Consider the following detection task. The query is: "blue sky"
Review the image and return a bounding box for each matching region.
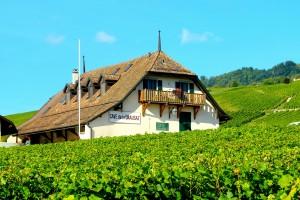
[1,1,300,115]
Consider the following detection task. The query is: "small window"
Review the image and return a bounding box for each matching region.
[111,68,120,75]
[114,103,123,111]
[124,63,133,72]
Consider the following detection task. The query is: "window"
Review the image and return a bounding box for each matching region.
[143,79,162,90]
[111,67,120,75]
[175,82,189,92]
[114,103,123,111]
[124,63,133,72]
[175,82,194,93]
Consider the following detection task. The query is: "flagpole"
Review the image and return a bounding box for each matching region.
[78,39,81,135]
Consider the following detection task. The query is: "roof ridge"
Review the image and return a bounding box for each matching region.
[148,51,161,71]
[82,52,156,77]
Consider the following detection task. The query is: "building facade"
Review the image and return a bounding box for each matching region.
[18,51,229,143]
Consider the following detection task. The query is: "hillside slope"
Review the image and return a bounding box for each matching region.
[5,111,37,126]
[211,81,300,127]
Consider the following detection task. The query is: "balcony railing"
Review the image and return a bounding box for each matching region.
[139,89,206,106]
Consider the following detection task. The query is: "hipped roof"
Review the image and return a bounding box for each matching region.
[18,51,229,135]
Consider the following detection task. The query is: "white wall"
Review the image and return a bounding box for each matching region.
[89,75,219,137]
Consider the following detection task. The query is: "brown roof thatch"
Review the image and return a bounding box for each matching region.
[18,51,229,135]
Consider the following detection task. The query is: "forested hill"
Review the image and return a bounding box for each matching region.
[202,61,300,87]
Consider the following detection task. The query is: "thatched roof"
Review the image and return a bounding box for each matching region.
[18,51,229,135]
[0,115,18,135]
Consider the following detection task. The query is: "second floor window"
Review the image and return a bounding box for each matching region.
[143,79,162,90]
[175,82,195,93]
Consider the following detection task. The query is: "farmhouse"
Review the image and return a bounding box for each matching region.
[0,115,17,139]
[18,45,229,143]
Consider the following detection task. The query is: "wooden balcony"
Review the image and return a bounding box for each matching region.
[139,89,206,119]
[139,89,206,106]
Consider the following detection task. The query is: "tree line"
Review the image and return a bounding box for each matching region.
[201,61,300,87]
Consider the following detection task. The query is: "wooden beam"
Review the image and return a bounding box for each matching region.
[142,103,149,116]
[50,132,54,143]
[61,129,67,141]
[168,106,173,119]
[177,106,183,118]
[194,106,200,120]
[41,133,51,141]
[69,128,79,139]
[159,104,167,117]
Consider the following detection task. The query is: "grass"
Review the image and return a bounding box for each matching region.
[5,111,37,126]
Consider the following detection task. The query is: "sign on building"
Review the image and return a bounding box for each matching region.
[109,111,141,124]
[156,122,169,131]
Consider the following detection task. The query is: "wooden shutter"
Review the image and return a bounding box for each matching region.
[143,79,148,89]
[158,80,162,90]
[189,83,194,93]
[175,82,180,89]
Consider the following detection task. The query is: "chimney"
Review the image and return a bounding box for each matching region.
[158,30,161,52]
[83,56,86,73]
[72,68,79,84]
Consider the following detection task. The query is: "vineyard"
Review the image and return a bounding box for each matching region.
[248,111,300,127]
[211,81,300,126]
[1,81,300,199]
[0,126,299,199]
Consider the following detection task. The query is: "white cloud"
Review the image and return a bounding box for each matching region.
[181,29,221,44]
[96,31,116,43]
[45,34,64,45]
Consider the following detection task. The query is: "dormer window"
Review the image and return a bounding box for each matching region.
[62,83,78,104]
[106,80,116,91]
[88,81,94,98]
[66,88,72,103]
